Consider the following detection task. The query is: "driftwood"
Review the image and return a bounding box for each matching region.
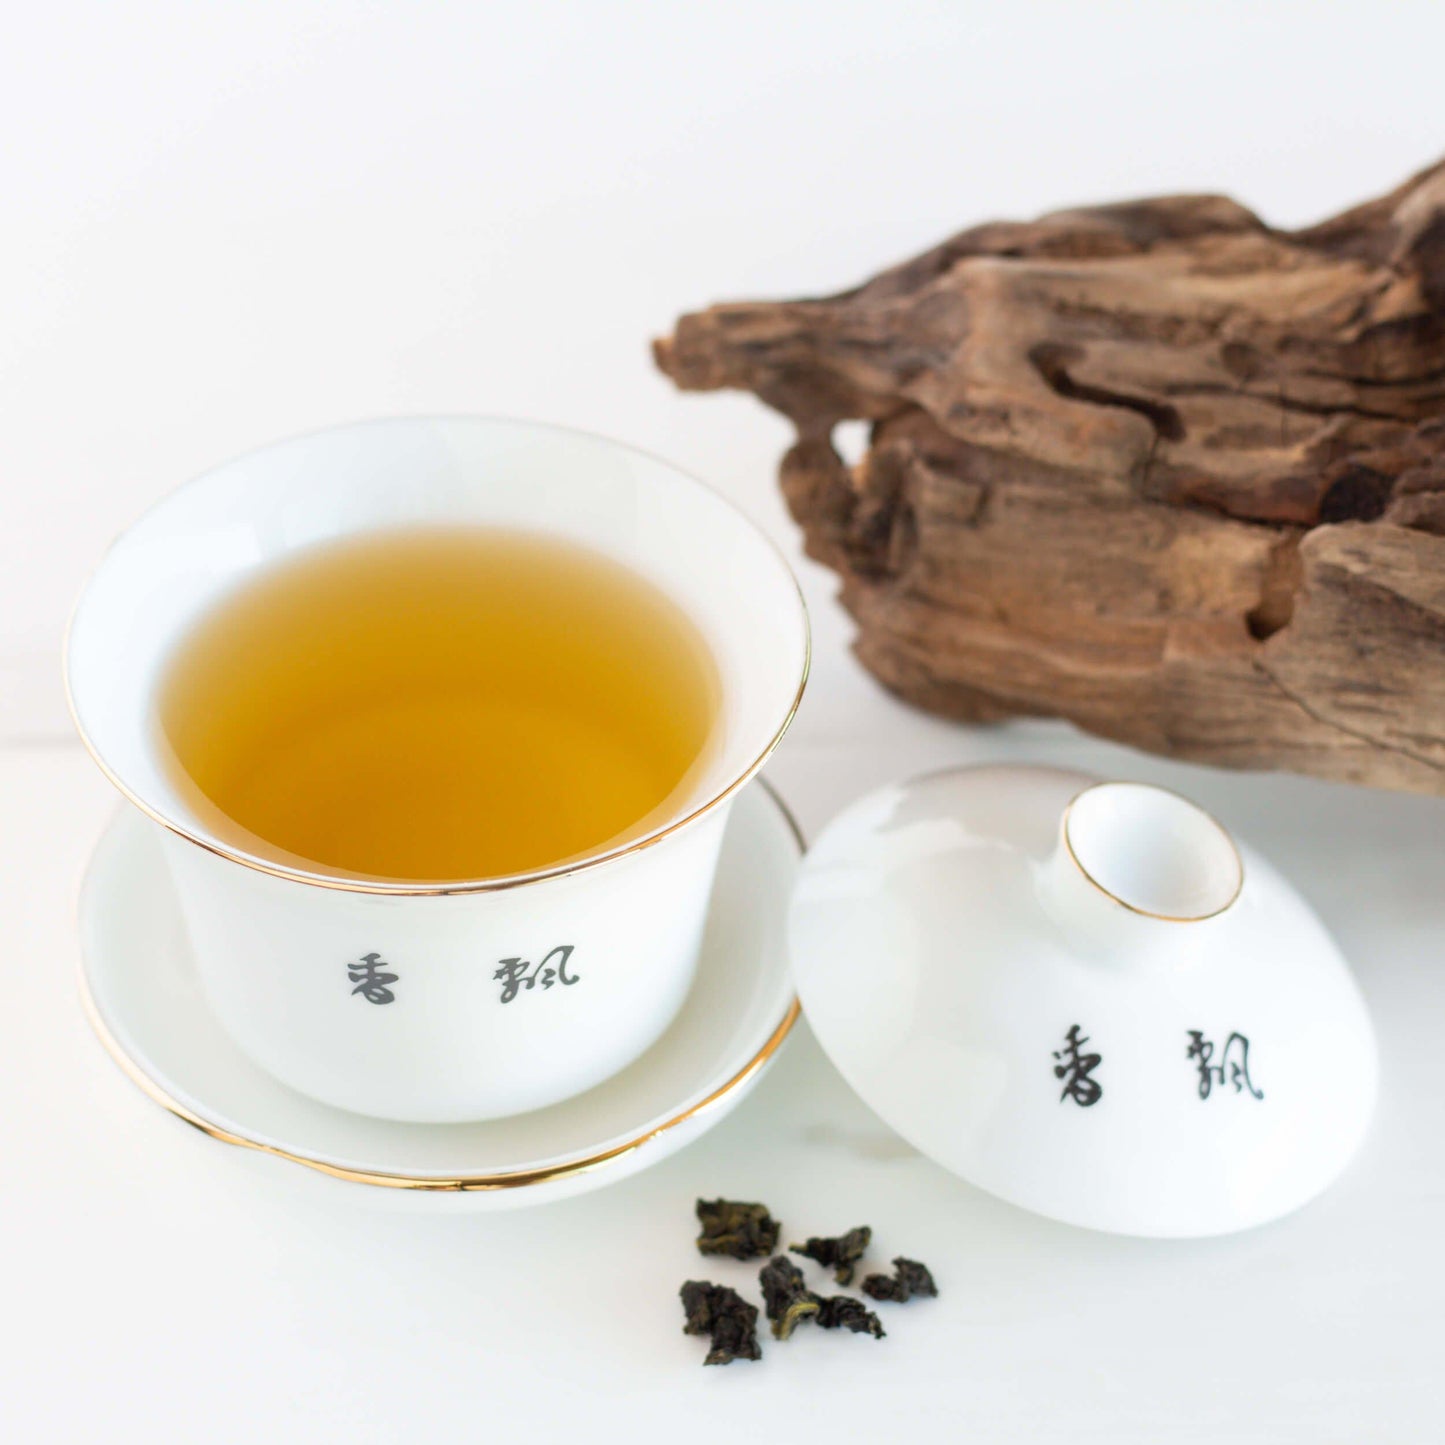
[656,160,1445,794]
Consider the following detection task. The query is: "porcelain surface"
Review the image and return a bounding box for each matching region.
[79,780,801,1211]
[66,417,809,1121]
[789,764,1378,1237]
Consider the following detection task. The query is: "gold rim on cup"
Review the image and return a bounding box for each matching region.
[63,415,812,897]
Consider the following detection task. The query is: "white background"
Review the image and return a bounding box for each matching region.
[3,4,1444,1441]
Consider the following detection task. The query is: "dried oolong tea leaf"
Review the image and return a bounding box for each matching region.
[815,1295,885,1339]
[760,1257,886,1343]
[759,1257,820,1341]
[680,1281,763,1367]
[759,1256,821,1341]
[861,1256,939,1304]
[790,1225,872,1286]
[695,1198,781,1261]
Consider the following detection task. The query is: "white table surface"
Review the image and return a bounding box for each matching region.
[4,5,1444,1440]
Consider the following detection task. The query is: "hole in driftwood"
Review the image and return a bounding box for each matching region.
[831,419,871,468]
[1246,535,1303,641]
[1246,602,1289,641]
[1030,342,1186,442]
[1319,464,1394,523]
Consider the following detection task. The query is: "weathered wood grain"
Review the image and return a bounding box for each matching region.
[656,161,1445,792]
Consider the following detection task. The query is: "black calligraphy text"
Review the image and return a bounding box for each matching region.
[494,945,580,1004]
[348,951,398,1005]
[1186,1030,1264,1100]
[1052,1023,1103,1107]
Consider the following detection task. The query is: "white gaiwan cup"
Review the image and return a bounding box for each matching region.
[66,417,809,1125]
[789,765,1377,1238]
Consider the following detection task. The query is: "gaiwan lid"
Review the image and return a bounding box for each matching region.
[789,765,1377,1238]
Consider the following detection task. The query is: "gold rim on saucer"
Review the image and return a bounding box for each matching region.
[77,778,805,1193]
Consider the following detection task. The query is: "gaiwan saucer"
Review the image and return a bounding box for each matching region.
[79,779,802,1211]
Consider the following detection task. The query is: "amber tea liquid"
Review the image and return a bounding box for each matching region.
[155,526,720,882]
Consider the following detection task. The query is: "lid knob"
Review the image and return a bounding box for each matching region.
[1040,782,1244,960]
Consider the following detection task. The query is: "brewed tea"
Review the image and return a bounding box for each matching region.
[155,526,720,882]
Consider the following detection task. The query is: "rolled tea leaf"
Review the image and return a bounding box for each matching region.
[758,1256,821,1341]
[861,1256,939,1303]
[790,1225,872,1285]
[815,1295,885,1339]
[679,1280,763,1366]
[695,1198,782,1261]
